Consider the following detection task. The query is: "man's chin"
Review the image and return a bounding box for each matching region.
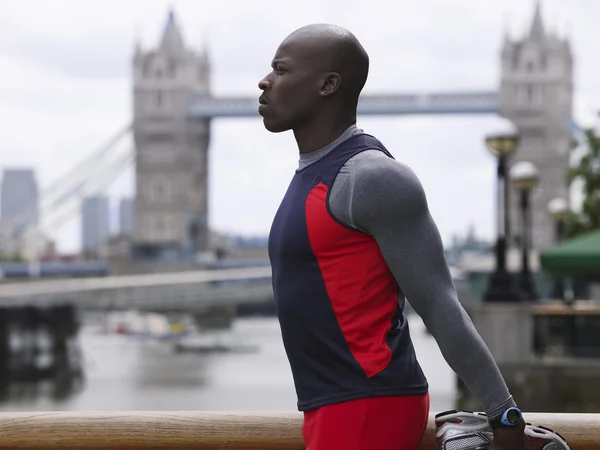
[262,118,290,134]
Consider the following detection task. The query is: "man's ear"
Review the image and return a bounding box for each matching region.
[319,72,341,97]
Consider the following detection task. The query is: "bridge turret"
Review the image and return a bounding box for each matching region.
[131,8,211,263]
[159,9,186,56]
[499,1,573,251]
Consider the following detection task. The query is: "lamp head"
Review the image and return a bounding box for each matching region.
[485,119,519,157]
[510,161,539,191]
[548,197,569,220]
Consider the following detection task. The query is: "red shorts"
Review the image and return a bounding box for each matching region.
[302,393,430,450]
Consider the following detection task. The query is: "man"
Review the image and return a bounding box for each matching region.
[258,24,567,450]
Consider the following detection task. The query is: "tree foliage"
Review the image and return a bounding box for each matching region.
[565,128,600,238]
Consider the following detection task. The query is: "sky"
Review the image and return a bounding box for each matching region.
[0,0,599,253]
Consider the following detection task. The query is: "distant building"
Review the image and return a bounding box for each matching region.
[0,168,39,229]
[445,224,493,268]
[119,198,134,236]
[81,196,110,256]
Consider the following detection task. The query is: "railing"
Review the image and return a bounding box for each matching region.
[533,301,600,358]
[0,266,273,310]
[0,266,272,299]
[0,411,597,449]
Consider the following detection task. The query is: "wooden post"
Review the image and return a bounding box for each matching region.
[0,411,596,449]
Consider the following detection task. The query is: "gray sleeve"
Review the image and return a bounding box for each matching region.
[329,150,516,420]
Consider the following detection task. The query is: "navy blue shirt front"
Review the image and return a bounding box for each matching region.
[269,133,428,411]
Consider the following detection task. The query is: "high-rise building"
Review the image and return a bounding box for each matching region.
[81,196,110,255]
[131,9,211,261]
[119,197,134,236]
[0,168,39,228]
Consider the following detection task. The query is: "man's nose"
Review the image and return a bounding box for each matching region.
[258,79,271,91]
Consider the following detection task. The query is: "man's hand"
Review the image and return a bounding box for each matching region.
[489,420,533,450]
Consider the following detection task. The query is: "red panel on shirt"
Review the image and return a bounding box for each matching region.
[305,182,399,378]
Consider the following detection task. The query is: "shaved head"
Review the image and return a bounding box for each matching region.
[281,24,370,104]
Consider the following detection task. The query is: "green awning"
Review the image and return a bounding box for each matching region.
[540,229,600,278]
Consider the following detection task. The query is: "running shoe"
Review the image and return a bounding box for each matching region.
[434,410,570,450]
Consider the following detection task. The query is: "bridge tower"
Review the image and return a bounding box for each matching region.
[131,9,211,262]
[499,2,573,251]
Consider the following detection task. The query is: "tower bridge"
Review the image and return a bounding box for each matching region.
[0,3,576,290]
[130,2,573,265]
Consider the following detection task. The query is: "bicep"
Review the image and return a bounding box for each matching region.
[350,158,459,321]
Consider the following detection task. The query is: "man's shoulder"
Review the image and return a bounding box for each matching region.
[343,148,428,222]
[346,149,419,188]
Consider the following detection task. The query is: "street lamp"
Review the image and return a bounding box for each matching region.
[510,161,539,300]
[483,124,522,302]
[548,197,569,240]
[548,197,570,301]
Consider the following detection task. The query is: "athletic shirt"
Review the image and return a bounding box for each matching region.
[268,132,428,411]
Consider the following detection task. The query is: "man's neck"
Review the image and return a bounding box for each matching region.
[294,118,357,154]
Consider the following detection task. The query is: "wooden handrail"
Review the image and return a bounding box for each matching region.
[0,411,597,449]
[532,302,600,316]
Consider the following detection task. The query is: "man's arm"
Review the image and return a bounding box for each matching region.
[328,150,515,420]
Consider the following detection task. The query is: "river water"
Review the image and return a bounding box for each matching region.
[0,315,456,413]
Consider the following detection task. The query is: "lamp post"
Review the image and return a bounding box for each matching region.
[510,161,539,300]
[483,127,522,302]
[548,197,570,301]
